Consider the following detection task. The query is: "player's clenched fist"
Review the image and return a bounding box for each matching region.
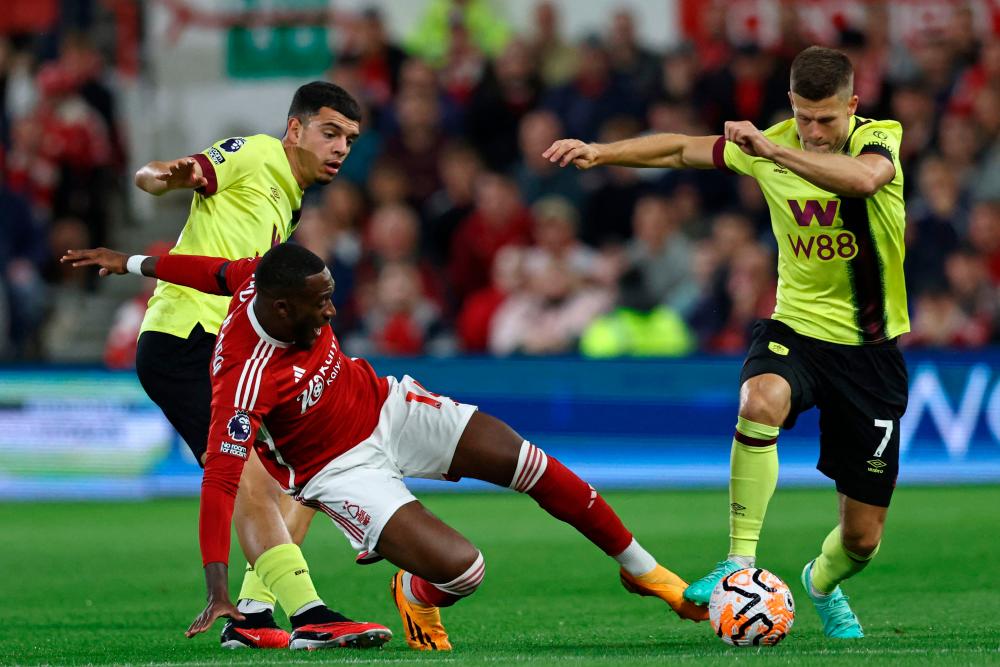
[724,120,778,160]
[543,138,601,169]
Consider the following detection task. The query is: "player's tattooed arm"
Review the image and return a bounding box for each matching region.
[543,134,719,170]
[134,157,208,195]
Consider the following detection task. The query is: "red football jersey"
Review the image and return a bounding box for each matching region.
[153,253,389,565]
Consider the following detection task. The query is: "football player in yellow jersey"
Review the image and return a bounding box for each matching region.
[545,46,908,639]
[132,82,391,649]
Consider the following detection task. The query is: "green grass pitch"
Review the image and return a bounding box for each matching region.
[3,485,999,665]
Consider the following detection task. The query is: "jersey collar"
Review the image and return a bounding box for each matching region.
[248,296,291,348]
[839,115,859,154]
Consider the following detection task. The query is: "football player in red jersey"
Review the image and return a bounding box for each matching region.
[65,243,708,651]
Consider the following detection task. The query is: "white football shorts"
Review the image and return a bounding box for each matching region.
[295,374,477,552]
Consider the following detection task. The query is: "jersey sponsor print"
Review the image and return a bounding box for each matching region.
[714,116,908,345]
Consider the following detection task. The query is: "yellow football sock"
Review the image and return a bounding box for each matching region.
[253,543,322,619]
[810,526,879,594]
[729,416,779,558]
[237,563,276,606]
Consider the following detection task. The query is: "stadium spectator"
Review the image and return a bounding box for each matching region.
[338,8,407,111]
[905,155,964,297]
[943,246,998,342]
[103,242,173,369]
[513,110,584,208]
[524,197,598,279]
[423,141,482,267]
[456,244,524,353]
[937,112,983,191]
[579,116,647,247]
[354,202,445,317]
[579,265,695,358]
[525,1,578,88]
[347,260,452,357]
[703,243,777,354]
[447,172,532,305]
[0,175,48,357]
[293,182,365,331]
[379,91,446,202]
[966,199,1000,284]
[889,82,936,179]
[34,60,114,247]
[624,194,696,313]
[605,9,660,102]
[404,0,510,68]
[465,37,543,171]
[908,286,987,348]
[5,115,59,221]
[686,211,758,347]
[542,37,644,142]
[366,157,411,207]
[489,255,612,356]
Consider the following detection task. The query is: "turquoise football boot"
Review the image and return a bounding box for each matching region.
[683,559,745,605]
[801,560,865,638]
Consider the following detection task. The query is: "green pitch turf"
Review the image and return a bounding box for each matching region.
[3,486,998,666]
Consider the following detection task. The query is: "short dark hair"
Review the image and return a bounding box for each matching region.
[790,46,854,101]
[288,81,361,123]
[256,243,328,297]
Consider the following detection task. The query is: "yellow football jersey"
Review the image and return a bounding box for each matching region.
[716,116,909,345]
[140,134,303,338]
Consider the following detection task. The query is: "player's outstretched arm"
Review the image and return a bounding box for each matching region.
[62,248,257,295]
[134,157,208,195]
[60,247,151,277]
[185,562,244,638]
[543,133,720,170]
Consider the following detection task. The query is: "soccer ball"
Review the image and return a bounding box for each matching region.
[709,568,794,646]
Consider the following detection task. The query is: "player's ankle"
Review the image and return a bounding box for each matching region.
[728,554,755,568]
[289,604,348,628]
[236,598,273,614]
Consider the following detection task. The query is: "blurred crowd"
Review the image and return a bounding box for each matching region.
[1,0,999,362]
[0,5,127,359]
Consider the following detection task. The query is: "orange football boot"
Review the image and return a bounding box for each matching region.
[620,564,711,622]
[391,571,452,650]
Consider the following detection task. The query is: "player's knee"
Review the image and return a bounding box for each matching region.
[841,529,880,559]
[739,377,790,426]
[234,472,280,508]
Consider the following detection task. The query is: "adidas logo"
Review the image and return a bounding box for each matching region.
[293,366,306,382]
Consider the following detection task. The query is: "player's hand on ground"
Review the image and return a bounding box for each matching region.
[724,121,777,160]
[158,158,208,190]
[60,248,129,277]
[543,139,600,169]
[185,597,244,638]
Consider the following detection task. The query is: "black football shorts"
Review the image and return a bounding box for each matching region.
[740,319,908,507]
[135,325,216,465]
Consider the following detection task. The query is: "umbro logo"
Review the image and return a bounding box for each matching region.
[293,366,306,382]
[730,502,746,516]
[867,459,887,474]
